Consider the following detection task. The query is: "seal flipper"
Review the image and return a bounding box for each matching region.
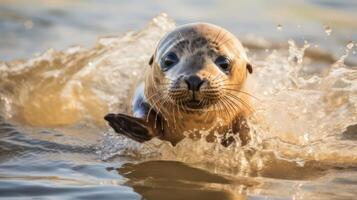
[104,113,154,142]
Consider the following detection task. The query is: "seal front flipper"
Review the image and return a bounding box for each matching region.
[104,113,154,142]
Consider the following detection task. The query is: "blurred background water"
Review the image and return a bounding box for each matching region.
[0,0,356,61]
[0,0,357,200]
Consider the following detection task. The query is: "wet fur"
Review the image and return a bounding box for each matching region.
[105,23,253,146]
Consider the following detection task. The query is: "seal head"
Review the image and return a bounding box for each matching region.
[105,23,253,146]
[146,23,252,117]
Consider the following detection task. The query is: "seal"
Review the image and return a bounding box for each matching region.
[104,23,253,147]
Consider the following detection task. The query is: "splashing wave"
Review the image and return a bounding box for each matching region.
[1,14,356,178]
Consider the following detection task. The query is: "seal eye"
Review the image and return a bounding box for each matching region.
[161,52,179,71]
[215,56,231,72]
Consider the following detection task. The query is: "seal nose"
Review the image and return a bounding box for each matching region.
[184,75,204,91]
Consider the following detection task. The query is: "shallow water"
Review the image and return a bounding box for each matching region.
[1,1,357,200]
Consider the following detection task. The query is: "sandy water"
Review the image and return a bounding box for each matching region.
[1,1,357,200]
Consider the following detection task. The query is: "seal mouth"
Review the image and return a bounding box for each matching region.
[184,99,204,109]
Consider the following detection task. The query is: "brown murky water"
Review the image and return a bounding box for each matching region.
[0,1,357,199]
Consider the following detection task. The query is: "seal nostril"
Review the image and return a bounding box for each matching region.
[185,75,204,91]
[184,79,192,90]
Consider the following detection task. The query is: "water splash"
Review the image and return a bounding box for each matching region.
[346,41,354,50]
[99,29,357,176]
[0,13,175,127]
[324,25,332,36]
[1,14,356,178]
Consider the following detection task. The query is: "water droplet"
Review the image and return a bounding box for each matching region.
[303,132,309,141]
[296,159,305,167]
[324,25,332,36]
[353,51,356,55]
[277,24,283,31]
[24,20,33,29]
[346,41,354,49]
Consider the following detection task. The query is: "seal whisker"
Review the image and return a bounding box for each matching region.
[219,97,233,122]
[221,88,260,101]
[217,99,226,116]
[225,93,255,113]
[216,29,228,46]
[225,92,251,110]
[211,74,229,82]
[168,100,177,128]
[142,92,161,107]
[213,77,231,85]
[146,95,160,122]
[177,30,192,54]
[224,95,257,122]
[172,33,184,49]
[154,97,170,128]
[222,95,238,115]
[146,93,169,122]
[145,89,167,103]
[211,74,224,83]
[220,83,244,86]
[160,98,173,119]
[176,99,184,119]
[223,97,236,124]
[222,95,242,117]
[169,99,178,128]
[218,37,233,49]
[203,99,212,122]
[178,99,184,114]
[213,28,222,45]
[198,98,207,108]
[218,99,231,127]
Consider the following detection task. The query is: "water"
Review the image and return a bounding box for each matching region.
[1,1,357,199]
